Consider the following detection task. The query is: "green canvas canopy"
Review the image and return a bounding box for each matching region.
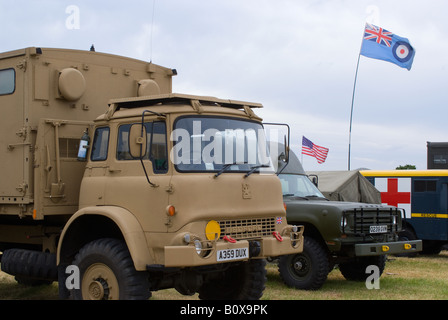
[306,170,381,204]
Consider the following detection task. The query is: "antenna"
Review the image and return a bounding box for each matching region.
[150,0,156,62]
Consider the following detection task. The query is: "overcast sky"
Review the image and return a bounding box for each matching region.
[1,0,446,171]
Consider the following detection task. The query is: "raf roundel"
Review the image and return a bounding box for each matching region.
[392,41,413,62]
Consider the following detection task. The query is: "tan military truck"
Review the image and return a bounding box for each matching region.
[0,47,303,300]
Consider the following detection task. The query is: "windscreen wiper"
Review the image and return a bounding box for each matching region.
[305,195,329,201]
[214,163,237,178]
[244,164,270,178]
[284,194,309,200]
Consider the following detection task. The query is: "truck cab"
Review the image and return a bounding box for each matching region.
[57,94,303,299]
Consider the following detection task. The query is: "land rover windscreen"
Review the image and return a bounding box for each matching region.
[279,173,327,200]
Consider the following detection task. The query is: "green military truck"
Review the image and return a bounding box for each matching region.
[0,47,303,299]
[276,150,421,290]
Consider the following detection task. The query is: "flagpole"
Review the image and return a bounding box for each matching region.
[348,52,361,171]
[348,23,367,171]
[301,136,303,164]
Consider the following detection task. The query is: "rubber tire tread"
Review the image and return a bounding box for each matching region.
[278,236,329,290]
[198,259,267,300]
[1,249,57,284]
[339,255,386,281]
[71,238,151,300]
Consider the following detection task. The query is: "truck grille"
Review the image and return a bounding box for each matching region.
[342,207,401,235]
[218,217,276,240]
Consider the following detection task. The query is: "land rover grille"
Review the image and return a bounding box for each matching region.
[342,207,401,235]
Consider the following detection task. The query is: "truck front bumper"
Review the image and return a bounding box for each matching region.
[354,239,422,256]
[164,226,304,267]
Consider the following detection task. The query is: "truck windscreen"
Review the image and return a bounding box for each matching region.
[172,116,273,173]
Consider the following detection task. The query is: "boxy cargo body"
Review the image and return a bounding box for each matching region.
[0,47,173,222]
[0,48,303,300]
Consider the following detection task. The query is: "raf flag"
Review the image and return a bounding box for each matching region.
[360,23,415,70]
[302,136,329,164]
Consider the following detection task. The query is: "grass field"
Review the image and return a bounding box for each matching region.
[1,252,448,300]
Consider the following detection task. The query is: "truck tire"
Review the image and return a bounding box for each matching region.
[198,259,266,300]
[339,255,386,281]
[278,236,329,290]
[1,249,57,286]
[421,240,442,255]
[71,238,151,300]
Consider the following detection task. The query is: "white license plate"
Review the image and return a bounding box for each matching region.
[370,225,388,233]
[217,247,249,262]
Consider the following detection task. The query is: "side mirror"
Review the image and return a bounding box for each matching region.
[283,135,289,163]
[129,124,147,159]
[77,128,90,161]
[309,174,318,187]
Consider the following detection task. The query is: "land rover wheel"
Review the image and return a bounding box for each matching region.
[339,255,386,281]
[278,236,329,290]
[71,238,150,300]
[198,259,266,300]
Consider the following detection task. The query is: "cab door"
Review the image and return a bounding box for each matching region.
[103,120,171,233]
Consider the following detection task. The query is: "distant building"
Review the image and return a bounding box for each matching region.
[427,142,448,169]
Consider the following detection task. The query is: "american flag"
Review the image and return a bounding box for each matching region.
[302,136,329,164]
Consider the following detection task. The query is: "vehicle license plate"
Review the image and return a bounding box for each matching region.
[370,225,388,233]
[217,247,249,262]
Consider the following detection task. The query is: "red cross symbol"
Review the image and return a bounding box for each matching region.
[380,178,411,206]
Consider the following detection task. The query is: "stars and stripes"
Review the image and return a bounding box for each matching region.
[363,23,393,47]
[302,136,329,164]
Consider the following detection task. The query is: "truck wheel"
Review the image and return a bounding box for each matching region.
[71,238,150,300]
[421,240,442,255]
[198,259,266,300]
[1,249,57,286]
[339,255,386,281]
[278,236,329,290]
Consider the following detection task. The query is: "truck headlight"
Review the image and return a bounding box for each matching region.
[194,239,202,255]
[391,215,397,225]
[193,239,212,258]
[341,216,348,230]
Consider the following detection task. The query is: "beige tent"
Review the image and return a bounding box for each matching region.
[306,170,381,204]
